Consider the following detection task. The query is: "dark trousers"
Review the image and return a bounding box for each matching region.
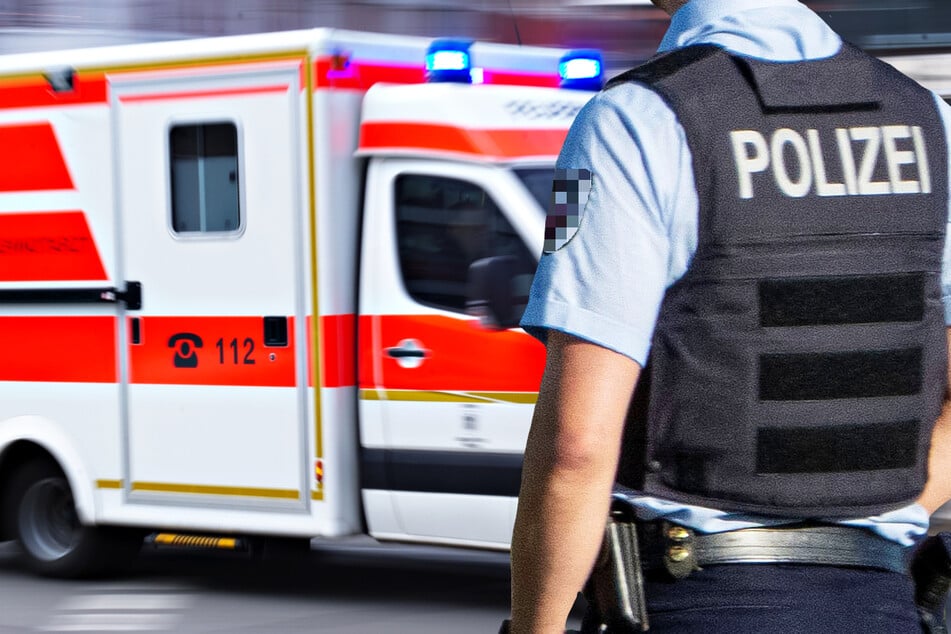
[586,563,925,633]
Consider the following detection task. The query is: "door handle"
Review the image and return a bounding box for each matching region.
[385,338,430,368]
[0,280,142,310]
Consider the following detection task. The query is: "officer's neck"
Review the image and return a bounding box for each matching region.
[652,0,689,16]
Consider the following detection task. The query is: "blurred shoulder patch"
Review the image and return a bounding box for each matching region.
[544,168,593,253]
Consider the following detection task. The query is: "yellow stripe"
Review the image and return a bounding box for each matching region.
[131,482,299,500]
[311,490,324,501]
[306,52,325,475]
[95,479,123,489]
[359,389,537,405]
[469,392,539,405]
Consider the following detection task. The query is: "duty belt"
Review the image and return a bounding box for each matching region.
[637,522,910,580]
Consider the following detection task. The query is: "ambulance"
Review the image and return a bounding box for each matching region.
[0,28,602,576]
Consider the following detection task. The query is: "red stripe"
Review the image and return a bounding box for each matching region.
[119,84,291,103]
[314,57,561,91]
[0,211,107,282]
[315,58,426,90]
[130,316,297,387]
[307,315,314,388]
[0,123,74,192]
[362,314,545,392]
[320,314,356,388]
[0,74,107,110]
[0,60,558,108]
[358,315,376,390]
[0,316,117,383]
[359,122,567,159]
[482,69,560,88]
[0,313,542,390]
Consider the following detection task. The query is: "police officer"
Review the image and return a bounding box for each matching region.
[509,0,951,632]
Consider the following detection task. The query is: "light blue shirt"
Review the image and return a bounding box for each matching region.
[521,0,951,546]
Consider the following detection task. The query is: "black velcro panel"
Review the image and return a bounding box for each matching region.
[759,273,924,327]
[760,348,922,401]
[757,420,919,474]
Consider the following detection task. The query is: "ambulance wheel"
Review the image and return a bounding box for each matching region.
[8,461,140,577]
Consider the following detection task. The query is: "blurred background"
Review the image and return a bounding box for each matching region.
[0,0,950,72]
[0,3,949,633]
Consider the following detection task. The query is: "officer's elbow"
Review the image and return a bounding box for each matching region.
[545,425,618,476]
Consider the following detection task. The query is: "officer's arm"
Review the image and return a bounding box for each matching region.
[510,330,640,634]
[917,327,951,515]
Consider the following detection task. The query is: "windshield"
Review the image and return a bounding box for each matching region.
[514,167,554,213]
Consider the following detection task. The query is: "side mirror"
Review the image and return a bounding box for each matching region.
[466,255,532,330]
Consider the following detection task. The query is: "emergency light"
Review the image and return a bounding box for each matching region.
[559,50,604,91]
[426,39,474,84]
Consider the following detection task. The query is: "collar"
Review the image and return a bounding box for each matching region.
[660,0,805,52]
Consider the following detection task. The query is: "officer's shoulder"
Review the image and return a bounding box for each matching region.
[606,44,723,92]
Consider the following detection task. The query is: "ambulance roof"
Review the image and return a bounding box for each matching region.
[0,28,569,81]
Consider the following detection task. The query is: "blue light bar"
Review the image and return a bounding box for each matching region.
[559,50,605,91]
[426,39,474,84]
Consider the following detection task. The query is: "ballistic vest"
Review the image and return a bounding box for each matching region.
[611,44,949,518]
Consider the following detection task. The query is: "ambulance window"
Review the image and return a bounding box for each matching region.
[394,174,535,313]
[169,122,240,234]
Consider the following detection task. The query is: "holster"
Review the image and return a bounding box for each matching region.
[582,501,650,632]
[912,532,951,634]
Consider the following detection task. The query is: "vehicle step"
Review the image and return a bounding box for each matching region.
[147,533,247,551]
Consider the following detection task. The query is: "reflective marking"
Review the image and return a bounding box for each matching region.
[0,211,106,282]
[360,314,545,393]
[771,128,811,198]
[128,316,296,387]
[153,534,238,549]
[0,316,116,383]
[358,122,568,160]
[0,123,74,192]
[913,125,932,194]
[837,127,859,194]
[131,481,299,499]
[313,57,559,90]
[852,126,889,195]
[730,125,931,198]
[359,388,537,404]
[807,129,845,197]
[118,83,290,103]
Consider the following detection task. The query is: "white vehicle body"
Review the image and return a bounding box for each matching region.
[0,28,595,561]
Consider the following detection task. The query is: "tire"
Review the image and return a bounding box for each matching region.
[7,461,141,578]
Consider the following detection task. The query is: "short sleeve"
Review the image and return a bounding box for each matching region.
[520,84,698,365]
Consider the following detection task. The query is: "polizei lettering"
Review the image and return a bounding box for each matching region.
[730,126,931,199]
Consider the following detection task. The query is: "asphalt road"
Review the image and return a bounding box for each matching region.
[4,536,951,633]
[0,537,587,634]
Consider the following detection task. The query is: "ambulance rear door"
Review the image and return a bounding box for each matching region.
[110,61,312,517]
